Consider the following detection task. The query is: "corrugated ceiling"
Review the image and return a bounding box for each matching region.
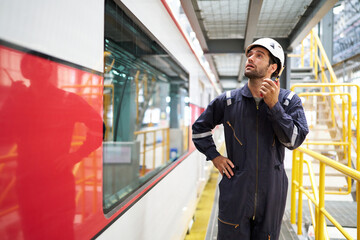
[182,0,337,90]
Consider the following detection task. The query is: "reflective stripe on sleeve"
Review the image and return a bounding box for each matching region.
[192,131,212,139]
[279,125,298,147]
[291,125,298,146]
[283,91,295,106]
[226,91,232,106]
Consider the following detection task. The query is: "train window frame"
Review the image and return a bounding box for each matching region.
[103,0,190,217]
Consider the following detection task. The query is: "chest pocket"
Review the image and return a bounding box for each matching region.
[224,90,243,146]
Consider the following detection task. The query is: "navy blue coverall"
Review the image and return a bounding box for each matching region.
[192,84,309,239]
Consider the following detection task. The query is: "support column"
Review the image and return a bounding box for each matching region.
[320,10,334,64]
[281,54,291,90]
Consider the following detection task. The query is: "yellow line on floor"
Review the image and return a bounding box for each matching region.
[184,170,219,240]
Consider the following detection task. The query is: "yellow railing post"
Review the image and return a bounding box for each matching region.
[358,86,360,240]
[347,101,352,190]
[291,150,298,224]
[357,181,360,240]
[317,162,326,239]
[357,86,360,169]
[297,151,304,235]
[342,98,346,156]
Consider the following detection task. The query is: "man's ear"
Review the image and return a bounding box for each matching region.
[268,63,278,76]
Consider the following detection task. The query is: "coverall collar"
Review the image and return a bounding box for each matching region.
[240,82,255,98]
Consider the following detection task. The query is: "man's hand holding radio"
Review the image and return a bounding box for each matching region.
[260,78,279,109]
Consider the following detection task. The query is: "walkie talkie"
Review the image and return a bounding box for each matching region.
[272,66,285,85]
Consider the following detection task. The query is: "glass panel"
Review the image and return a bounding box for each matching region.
[103,0,189,214]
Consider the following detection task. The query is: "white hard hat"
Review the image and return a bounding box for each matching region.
[245,38,285,70]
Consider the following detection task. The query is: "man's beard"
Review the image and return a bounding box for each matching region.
[244,65,269,79]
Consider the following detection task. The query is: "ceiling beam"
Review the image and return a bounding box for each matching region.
[218,75,238,81]
[207,39,245,54]
[288,0,338,50]
[243,0,263,49]
[206,38,290,54]
[180,0,208,51]
[239,1,262,83]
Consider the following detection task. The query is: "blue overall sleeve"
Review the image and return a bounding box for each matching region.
[192,93,226,160]
[268,92,309,150]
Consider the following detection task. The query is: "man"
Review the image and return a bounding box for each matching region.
[192,38,309,239]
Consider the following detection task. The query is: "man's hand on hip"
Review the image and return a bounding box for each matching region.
[212,155,234,179]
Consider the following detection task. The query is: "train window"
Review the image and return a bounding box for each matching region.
[103,0,189,214]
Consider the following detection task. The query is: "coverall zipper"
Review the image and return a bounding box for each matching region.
[253,102,259,220]
[218,217,239,229]
[226,121,243,145]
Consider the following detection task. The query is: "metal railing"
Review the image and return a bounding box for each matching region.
[291,146,360,240]
[134,127,170,176]
[290,29,360,177]
[291,84,360,239]
[289,29,360,240]
[292,83,360,171]
[289,29,359,139]
[299,91,353,193]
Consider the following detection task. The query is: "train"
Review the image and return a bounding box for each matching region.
[0,0,221,239]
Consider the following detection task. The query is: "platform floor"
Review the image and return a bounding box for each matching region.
[184,149,357,240]
[184,169,299,239]
[201,172,298,240]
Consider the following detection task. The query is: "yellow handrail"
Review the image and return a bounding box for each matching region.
[289,28,360,239]
[291,147,360,239]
